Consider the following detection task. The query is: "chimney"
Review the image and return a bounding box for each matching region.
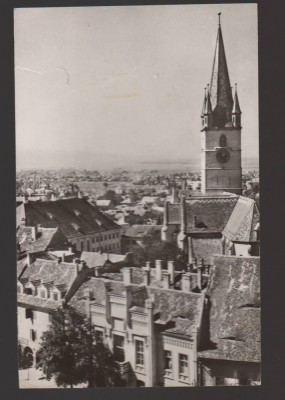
[26,252,31,266]
[94,266,101,277]
[155,260,162,281]
[197,259,203,291]
[68,246,73,253]
[78,191,82,199]
[123,267,132,285]
[180,195,186,233]
[181,272,192,292]
[74,259,80,275]
[62,253,65,263]
[187,236,194,265]
[167,260,175,285]
[30,226,37,241]
[51,194,57,202]
[143,269,151,286]
[145,261,151,271]
[162,271,170,289]
[57,257,61,265]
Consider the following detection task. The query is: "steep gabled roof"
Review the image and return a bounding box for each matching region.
[185,196,238,233]
[17,198,120,239]
[223,197,260,242]
[17,226,64,253]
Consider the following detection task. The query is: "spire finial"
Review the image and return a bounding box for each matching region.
[235,83,237,92]
[218,12,221,26]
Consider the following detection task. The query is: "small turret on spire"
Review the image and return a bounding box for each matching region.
[202,84,213,129]
[232,83,242,127]
[201,87,207,118]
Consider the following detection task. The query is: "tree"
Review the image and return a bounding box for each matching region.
[36,305,119,388]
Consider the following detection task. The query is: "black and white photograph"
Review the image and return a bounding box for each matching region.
[15,3,260,388]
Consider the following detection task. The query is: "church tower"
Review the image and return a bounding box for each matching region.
[201,14,242,194]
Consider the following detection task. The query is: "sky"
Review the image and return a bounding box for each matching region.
[15,4,258,170]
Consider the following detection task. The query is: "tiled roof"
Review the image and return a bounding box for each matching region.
[17,226,63,253]
[123,225,162,238]
[80,251,127,269]
[202,255,260,362]
[17,293,59,311]
[185,197,238,233]
[147,287,204,326]
[192,237,222,265]
[69,277,126,314]
[17,198,120,239]
[198,338,260,363]
[223,197,260,242]
[166,196,238,233]
[164,317,196,339]
[20,259,77,287]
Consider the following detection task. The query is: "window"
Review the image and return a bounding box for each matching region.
[113,335,125,362]
[96,237,98,242]
[219,134,227,147]
[53,293,59,301]
[80,241,84,251]
[104,235,107,241]
[92,238,95,244]
[95,330,104,343]
[87,240,90,251]
[179,354,188,380]
[17,285,22,294]
[40,290,46,299]
[113,233,115,239]
[30,329,37,342]
[109,234,111,240]
[25,308,33,319]
[25,287,33,296]
[135,340,144,366]
[164,350,172,371]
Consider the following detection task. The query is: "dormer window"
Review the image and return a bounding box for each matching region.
[46,212,55,220]
[40,289,46,299]
[53,293,58,301]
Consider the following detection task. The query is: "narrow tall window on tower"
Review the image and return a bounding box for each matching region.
[219,134,227,147]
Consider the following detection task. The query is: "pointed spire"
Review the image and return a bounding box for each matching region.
[232,83,241,114]
[201,87,207,117]
[209,13,233,127]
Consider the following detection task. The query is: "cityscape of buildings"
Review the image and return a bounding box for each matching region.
[16,8,260,388]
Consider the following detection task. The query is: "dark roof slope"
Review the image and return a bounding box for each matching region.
[200,255,260,362]
[18,198,120,239]
[185,196,238,233]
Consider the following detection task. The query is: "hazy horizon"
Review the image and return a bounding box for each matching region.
[15,4,259,170]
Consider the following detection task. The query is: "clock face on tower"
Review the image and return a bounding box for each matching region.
[216,148,230,164]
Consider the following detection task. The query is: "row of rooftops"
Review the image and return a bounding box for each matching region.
[164,193,260,242]
[17,250,260,363]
